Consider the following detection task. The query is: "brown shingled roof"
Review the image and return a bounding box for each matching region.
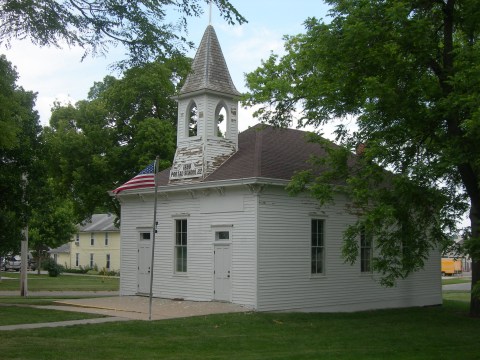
[179,25,240,97]
[155,124,333,186]
[204,124,329,181]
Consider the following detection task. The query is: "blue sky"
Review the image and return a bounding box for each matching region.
[2,1,330,130]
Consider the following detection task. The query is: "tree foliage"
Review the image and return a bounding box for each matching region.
[28,178,77,265]
[45,59,183,221]
[0,55,40,254]
[0,54,76,256]
[0,0,246,67]
[244,0,480,315]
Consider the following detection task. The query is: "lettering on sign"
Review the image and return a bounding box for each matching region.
[170,162,203,180]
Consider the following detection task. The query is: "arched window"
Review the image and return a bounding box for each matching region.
[187,101,198,137]
[215,102,228,138]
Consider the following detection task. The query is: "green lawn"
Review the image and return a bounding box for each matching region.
[0,305,105,326]
[0,272,119,291]
[443,290,472,302]
[441,277,472,285]
[0,295,478,360]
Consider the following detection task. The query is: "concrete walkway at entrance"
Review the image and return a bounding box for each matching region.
[0,296,248,331]
[51,296,248,320]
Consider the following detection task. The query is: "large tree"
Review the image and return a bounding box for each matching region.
[244,0,480,316]
[0,55,76,260]
[0,55,41,255]
[45,59,183,220]
[0,0,245,67]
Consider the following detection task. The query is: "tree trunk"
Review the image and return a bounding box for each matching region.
[471,260,480,317]
[35,245,42,275]
[470,206,480,317]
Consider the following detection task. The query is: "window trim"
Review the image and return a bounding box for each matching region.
[90,233,95,246]
[174,219,188,274]
[311,218,326,276]
[104,232,109,246]
[360,227,373,274]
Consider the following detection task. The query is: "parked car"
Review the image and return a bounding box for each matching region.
[5,255,21,271]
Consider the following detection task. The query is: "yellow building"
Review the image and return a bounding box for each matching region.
[51,214,120,272]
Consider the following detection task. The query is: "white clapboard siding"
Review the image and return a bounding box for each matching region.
[120,186,257,308]
[121,182,441,312]
[119,196,155,295]
[256,186,441,312]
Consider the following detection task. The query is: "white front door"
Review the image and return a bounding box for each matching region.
[137,231,152,294]
[214,244,231,301]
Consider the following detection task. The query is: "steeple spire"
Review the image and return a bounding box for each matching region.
[170,24,240,183]
[179,25,240,97]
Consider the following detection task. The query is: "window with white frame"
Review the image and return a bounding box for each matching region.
[311,219,325,275]
[140,232,151,241]
[90,253,94,268]
[105,232,109,246]
[90,233,95,246]
[215,231,230,241]
[75,253,79,267]
[360,227,373,273]
[75,233,79,245]
[106,254,111,269]
[175,219,187,273]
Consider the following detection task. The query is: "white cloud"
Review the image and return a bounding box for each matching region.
[36,94,76,127]
[2,40,121,125]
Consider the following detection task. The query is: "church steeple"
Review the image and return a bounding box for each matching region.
[179,25,240,98]
[169,25,240,183]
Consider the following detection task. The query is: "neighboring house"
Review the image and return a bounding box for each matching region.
[50,243,70,268]
[51,214,120,272]
[113,25,441,312]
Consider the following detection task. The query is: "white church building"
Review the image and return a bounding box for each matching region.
[114,25,441,312]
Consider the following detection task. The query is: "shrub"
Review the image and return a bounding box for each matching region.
[63,266,89,274]
[42,257,63,277]
[98,268,120,277]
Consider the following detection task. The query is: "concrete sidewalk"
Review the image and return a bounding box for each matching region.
[0,296,248,331]
[442,282,471,291]
[0,316,130,331]
[0,290,118,297]
[52,296,248,320]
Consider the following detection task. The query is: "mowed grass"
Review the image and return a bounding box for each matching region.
[441,277,472,285]
[1,296,479,360]
[0,305,105,326]
[0,272,119,291]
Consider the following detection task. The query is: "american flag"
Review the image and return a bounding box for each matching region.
[113,162,156,194]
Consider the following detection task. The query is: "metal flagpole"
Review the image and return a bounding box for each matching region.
[148,156,160,320]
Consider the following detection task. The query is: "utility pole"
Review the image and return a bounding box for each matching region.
[20,226,28,296]
[20,173,28,297]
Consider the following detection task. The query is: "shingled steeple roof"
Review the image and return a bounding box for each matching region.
[179,25,240,97]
